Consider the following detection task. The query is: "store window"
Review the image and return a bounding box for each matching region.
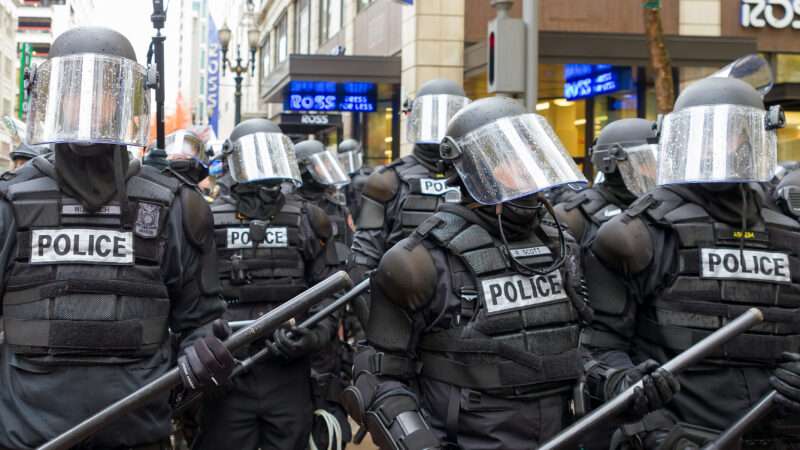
[779,111,800,162]
[294,0,310,54]
[364,103,394,167]
[776,54,800,83]
[536,97,587,166]
[275,13,288,64]
[320,0,342,44]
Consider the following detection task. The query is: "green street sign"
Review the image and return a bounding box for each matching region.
[643,0,662,9]
[18,43,32,120]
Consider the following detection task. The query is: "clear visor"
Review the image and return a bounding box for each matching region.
[165,131,207,163]
[452,113,587,205]
[307,151,350,186]
[227,132,302,185]
[657,104,776,186]
[337,149,363,174]
[710,54,773,96]
[26,54,150,147]
[616,144,658,196]
[406,94,470,144]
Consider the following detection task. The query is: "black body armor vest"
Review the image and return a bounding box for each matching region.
[412,207,587,392]
[632,188,800,364]
[562,188,624,229]
[211,197,308,311]
[393,156,458,238]
[2,165,177,360]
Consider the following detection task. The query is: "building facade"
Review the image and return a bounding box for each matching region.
[0,0,16,169]
[221,0,800,174]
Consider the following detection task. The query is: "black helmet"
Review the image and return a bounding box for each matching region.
[229,118,282,143]
[441,96,524,148]
[591,118,656,175]
[294,139,326,164]
[674,77,763,112]
[416,79,466,98]
[337,138,361,154]
[50,26,137,61]
[11,142,49,161]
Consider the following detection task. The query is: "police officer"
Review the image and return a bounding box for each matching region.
[348,79,470,326]
[0,26,234,449]
[8,142,49,170]
[555,118,658,247]
[343,97,595,449]
[195,118,340,450]
[145,129,210,187]
[292,137,354,449]
[337,138,372,218]
[583,76,799,448]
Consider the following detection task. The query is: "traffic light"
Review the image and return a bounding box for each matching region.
[487,1,525,94]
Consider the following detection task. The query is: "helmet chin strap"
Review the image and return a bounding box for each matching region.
[496,193,567,276]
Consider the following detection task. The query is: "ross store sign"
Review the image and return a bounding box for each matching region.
[563,65,632,101]
[740,0,800,29]
[284,81,378,112]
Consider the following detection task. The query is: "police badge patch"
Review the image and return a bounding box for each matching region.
[135,202,161,238]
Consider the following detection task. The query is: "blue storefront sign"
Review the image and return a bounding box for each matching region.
[563,64,632,101]
[284,81,378,112]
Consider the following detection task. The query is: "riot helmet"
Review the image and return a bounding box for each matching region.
[440,96,587,275]
[405,79,470,145]
[26,27,150,150]
[337,138,363,175]
[657,76,784,186]
[591,118,658,196]
[440,96,586,205]
[10,142,49,168]
[225,118,302,187]
[295,139,349,187]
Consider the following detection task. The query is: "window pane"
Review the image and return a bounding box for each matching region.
[777,54,800,84]
[295,0,309,54]
[277,14,288,63]
[779,111,800,162]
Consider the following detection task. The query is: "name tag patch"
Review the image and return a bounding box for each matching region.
[227,227,288,249]
[420,178,459,197]
[700,248,791,283]
[31,229,134,265]
[510,246,551,258]
[481,272,567,315]
[602,207,622,218]
[61,204,121,216]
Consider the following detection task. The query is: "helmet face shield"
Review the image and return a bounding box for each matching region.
[337,149,363,174]
[449,113,586,205]
[306,151,350,186]
[615,144,658,196]
[657,105,777,186]
[406,94,470,144]
[227,132,302,186]
[165,131,207,164]
[26,54,150,147]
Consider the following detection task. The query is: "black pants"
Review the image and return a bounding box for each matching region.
[192,357,313,450]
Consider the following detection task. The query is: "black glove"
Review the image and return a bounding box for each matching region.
[268,326,321,360]
[771,352,800,411]
[609,360,680,418]
[178,335,236,391]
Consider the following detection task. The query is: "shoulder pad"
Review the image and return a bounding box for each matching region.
[373,238,437,311]
[554,203,587,243]
[362,168,399,203]
[181,187,212,248]
[0,162,46,196]
[136,164,181,193]
[305,202,333,241]
[592,214,653,274]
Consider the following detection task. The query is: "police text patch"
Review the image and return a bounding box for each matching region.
[481,272,568,315]
[700,248,790,283]
[420,178,459,197]
[227,227,288,249]
[31,229,134,265]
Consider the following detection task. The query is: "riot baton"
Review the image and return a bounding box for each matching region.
[227,278,369,331]
[38,271,352,450]
[539,307,764,450]
[173,278,370,416]
[701,391,777,450]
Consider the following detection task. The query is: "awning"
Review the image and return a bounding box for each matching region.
[261,54,401,104]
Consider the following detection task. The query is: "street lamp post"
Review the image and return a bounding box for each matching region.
[218,4,260,125]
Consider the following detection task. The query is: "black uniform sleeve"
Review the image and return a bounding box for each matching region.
[342,239,441,450]
[163,188,226,350]
[0,199,17,315]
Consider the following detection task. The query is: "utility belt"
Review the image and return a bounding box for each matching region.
[311,371,347,405]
